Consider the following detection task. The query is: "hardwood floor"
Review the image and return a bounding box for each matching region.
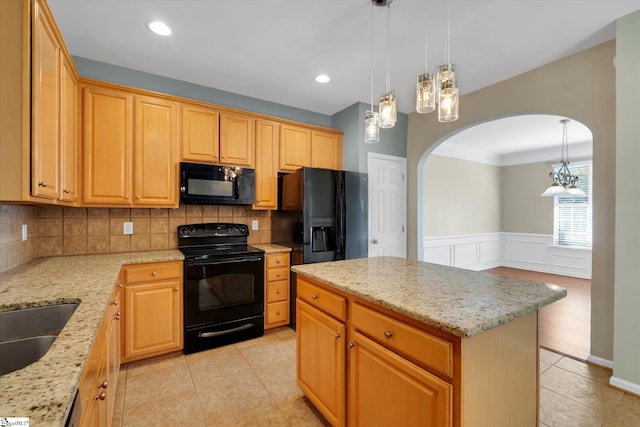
[487,267,591,361]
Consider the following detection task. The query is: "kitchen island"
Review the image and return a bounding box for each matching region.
[0,250,183,426]
[292,256,566,427]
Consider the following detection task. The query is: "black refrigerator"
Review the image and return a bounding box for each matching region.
[274,167,368,327]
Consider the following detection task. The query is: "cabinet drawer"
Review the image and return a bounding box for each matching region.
[351,303,453,377]
[125,261,181,284]
[266,267,289,283]
[266,301,289,324]
[266,280,289,303]
[266,252,290,268]
[297,278,346,322]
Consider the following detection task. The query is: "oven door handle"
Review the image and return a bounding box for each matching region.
[198,323,254,338]
[187,256,263,266]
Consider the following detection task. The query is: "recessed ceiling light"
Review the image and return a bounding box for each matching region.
[315,74,331,83]
[148,21,172,36]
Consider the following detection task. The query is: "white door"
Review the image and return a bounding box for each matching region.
[368,153,407,258]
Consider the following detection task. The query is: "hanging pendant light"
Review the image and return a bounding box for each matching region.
[436,0,459,122]
[378,0,396,128]
[416,4,435,114]
[364,1,379,143]
[541,119,587,197]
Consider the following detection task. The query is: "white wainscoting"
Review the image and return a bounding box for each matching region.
[423,232,592,279]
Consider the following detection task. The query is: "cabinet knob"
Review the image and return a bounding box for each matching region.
[136,195,141,200]
[276,311,281,316]
[276,273,281,278]
[125,196,130,200]
[114,312,120,320]
[38,181,47,188]
[276,259,281,264]
[99,380,108,389]
[95,391,106,401]
[151,271,157,277]
[348,342,355,349]
[384,330,393,339]
[312,294,318,300]
[334,333,340,339]
[276,289,281,294]
[174,287,179,292]
[63,189,70,194]
[118,283,123,288]
[111,299,119,306]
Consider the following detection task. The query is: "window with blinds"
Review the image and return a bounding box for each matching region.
[553,161,592,248]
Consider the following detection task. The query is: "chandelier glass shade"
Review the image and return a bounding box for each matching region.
[378,92,397,128]
[416,73,436,113]
[541,119,587,197]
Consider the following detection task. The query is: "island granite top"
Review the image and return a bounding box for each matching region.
[291,256,566,338]
[0,250,183,426]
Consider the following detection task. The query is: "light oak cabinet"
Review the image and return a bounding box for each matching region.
[31,0,79,203]
[83,83,178,207]
[77,279,121,427]
[311,130,342,170]
[254,119,280,209]
[121,261,183,363]
[279,124,311,172]
[181,102,220,163]
[220,111,254,167]
[264,252,290,329]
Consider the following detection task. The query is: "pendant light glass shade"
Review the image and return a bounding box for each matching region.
[364,111,380,143]
[540,183,568,197]
[378,92,397,128]
[416,73,436,113]
[438,80,459,122]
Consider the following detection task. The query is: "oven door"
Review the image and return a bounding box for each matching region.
[184,253,264,328]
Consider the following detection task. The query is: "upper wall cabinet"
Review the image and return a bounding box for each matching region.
[181,102,220,163]
[219,112,254,167]
[254,119,280,210]
[311,130,342,171]
[279,124,311,172]
[83,83,178,207]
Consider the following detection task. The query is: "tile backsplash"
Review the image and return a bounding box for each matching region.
[0,203,273,272]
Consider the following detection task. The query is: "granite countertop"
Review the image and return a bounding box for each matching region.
[251,243,292,254]
[292,256,566,338]
[0,250,183,426]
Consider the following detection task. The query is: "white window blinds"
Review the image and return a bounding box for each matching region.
[553,161,592,248]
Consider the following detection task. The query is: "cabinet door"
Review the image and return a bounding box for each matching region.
[59,54,78,203]
[297,299,346,427]
[106,286,121,423]
[134,95,179,206]
[348,331,453,427]
[311,130,342,170]
[181,102,220,163]
[124,279,182,361]
[220,112,254,167]
[254,119,280,209]
[279,125,311,172]
[83,85,133,205]
[31,0,60,199]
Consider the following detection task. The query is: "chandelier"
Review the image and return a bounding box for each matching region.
[540,119,586,197]
[416,0,459,122]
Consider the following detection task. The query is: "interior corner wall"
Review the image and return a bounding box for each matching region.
[613,10,640,391]
[408,40,616,362]
[73,56,332,128]
[422,155,501,237]
[501,162,554,234]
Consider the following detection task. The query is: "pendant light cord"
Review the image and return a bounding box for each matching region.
[445,0,451,64]
[370,1,375,110]
[424,3,428,72]
[385,2,391,93]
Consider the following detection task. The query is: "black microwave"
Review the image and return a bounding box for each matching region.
[180,162,255,205]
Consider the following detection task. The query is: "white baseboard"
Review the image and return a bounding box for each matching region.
[423,232,592,279]
[610,376,640,395]
[587,355,613,369]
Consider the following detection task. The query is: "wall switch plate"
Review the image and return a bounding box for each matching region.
[252,220,259,230]
[22,224,27,241]
[123,222,134,235]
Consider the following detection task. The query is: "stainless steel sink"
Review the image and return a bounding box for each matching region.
[0,303,78,375]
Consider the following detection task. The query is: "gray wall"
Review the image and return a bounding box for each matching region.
[613,10,640,389]
[74,56,332,128]
[408,41,616,363]
[422,155,501,236]
[331,102,407,173]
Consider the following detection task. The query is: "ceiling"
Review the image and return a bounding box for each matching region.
[47,1,638,161]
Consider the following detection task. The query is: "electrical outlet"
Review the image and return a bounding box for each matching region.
[123,222,134,235]
[22,224,27,241]
[252,220,259,230]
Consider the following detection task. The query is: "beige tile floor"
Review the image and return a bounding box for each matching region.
[113,327,640,427]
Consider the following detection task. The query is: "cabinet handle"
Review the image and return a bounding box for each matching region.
[334,333,340,339]
[95,391,106,401]
[174,287,179,292]
[276,259,281,264]
[348,342,355,349]
[63,189,70,194]
[99,380,108,389]
[276,311,281,316]
[118,283,123,288]
[151,271,157,277]
[136,195,141,200]
[276,273,281,278]
[384,331,393,339]
[276,289,281,294]
[111,299,119,306]
[114,312,120,320]
[125,196,130,200]
[311,294,318,300]
[38,181,47,187]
